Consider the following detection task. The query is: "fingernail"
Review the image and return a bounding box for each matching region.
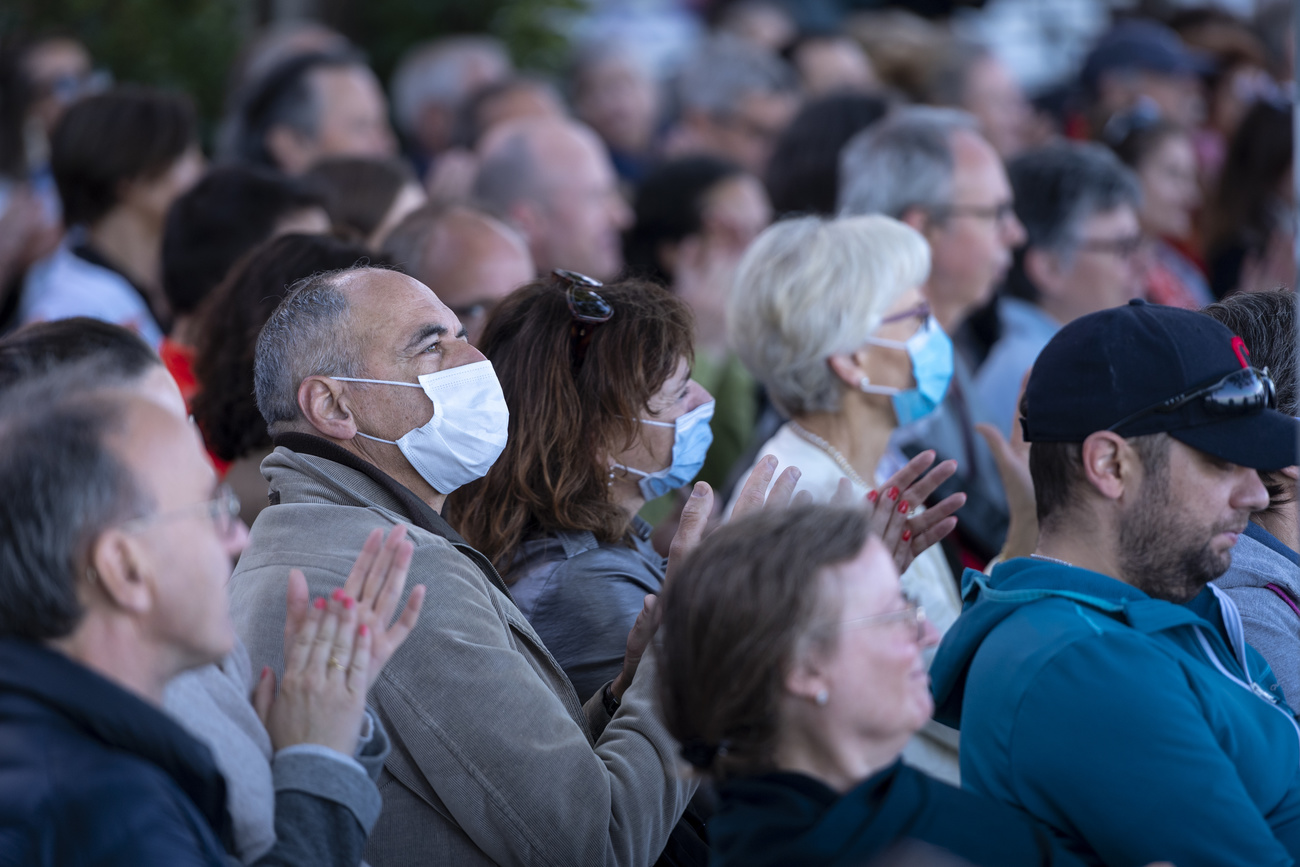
[888,487,900,500]
[790,468,801,480]
[690,482,707,498]
[261,666,271,679]
[331,588,344,601]
[359,624,370,637]
[313,598,326,610]
[898,500,910,514]
[867,490,879,503]
[902,529,912,542]
[343,596,355,610]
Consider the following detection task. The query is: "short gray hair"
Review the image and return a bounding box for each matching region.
[390,37,511,136]
[728,214,931,416]
[0,366,151,641]
[254,268,365,433]
[471,128,540,217]
[676,35,797,117]
[838,106,978,217]
[1009,141,1140,257]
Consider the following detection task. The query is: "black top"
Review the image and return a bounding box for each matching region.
[0,638,232,865]
[711,760,1087,867]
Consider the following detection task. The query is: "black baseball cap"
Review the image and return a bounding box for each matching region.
[1081,20,1213,96]
[1022,300,1298,471]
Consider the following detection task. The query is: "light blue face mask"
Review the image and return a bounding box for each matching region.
[612,400,716,500]
[860,316,954,426]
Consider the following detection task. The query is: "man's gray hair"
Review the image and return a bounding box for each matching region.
[390,37,511,136]
[676,35,797,117]
[0,365,151,641]
[728,214,931,416]
[254,268,365,434]
[838,106,979,217]
[1008,141,1141,258]
[471,129,540,217]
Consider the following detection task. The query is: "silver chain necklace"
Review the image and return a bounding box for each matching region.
[787,422,871,490]
[1030,553,1076,568]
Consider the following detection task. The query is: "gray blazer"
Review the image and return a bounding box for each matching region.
[229,444,694,867]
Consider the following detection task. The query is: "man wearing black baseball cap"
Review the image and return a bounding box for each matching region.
[931,299,1300,866]
[1081,19,1211,133]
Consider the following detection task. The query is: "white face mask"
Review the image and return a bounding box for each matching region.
[330,359,510,494]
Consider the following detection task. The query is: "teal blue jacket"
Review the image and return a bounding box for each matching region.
[931,558,1300,867]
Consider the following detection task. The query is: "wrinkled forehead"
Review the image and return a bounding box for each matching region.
[343,269,458,353]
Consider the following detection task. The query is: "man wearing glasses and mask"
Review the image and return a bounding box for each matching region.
[931,300,1300,866]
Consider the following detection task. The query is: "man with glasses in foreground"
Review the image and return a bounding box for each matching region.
[975,140,1147,438]
[931,300,1300,866]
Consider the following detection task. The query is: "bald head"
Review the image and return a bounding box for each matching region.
[472,117,632,280]
[385,204,533,345]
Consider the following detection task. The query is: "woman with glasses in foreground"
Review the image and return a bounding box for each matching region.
[726,215,968,782]
[448,271,717,703]
[656,504,1087,867]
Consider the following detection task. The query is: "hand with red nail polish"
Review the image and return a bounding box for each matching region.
[858,448,964,575]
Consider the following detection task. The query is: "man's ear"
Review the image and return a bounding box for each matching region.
[827,347,870,391]
[506,199,546,254]
[298,376,358,441]
[898,206,932,236]
[1024,247,1065,300]
[1280,465,1300,482]
[88,530,153,616]
[265,124,314,175]
[1080,430,1139,502]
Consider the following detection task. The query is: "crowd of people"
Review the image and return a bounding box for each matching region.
[0,0,1297,864]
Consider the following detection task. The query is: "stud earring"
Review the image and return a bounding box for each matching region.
[607,467,616,488]
[815,689,829,706]
[858,376,872,393]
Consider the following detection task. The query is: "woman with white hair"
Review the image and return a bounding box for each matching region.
[727,214,965,781]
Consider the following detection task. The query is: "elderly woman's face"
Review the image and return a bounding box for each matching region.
[861,285,927,396]
[804,535,939,747]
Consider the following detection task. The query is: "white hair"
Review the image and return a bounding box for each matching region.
[390,37,511,136]
[727,214,931,416]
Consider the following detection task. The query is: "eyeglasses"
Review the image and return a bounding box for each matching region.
[823,603,928,641]
[935,201,1017,224]
[555,269,614,372]
[880,302,932,326]
[119,484,242,538]
[1075,234,1145,258]
[1107,366,1278,434]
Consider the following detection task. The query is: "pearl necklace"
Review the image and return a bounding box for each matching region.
[1030,553,1076,568]
[787,422,871,490]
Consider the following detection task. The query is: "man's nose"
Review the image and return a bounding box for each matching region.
[1235,467,1271,515]
[1001,211,1027,248]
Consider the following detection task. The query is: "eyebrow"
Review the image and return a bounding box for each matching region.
[404,323,448,352]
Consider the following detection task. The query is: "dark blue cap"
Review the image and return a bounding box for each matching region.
[1082,20,1214,95]
[1022,300,1298,471]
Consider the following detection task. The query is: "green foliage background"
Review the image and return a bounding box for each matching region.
[1,0,584,139]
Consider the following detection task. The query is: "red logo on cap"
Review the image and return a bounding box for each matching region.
[1231,336,1251,369]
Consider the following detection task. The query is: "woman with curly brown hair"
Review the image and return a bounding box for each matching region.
[447,271,715,701]
[190,233,388,525]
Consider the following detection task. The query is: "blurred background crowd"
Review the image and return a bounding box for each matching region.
[0,0,1295,558]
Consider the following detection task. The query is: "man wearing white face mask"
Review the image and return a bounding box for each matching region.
[227,265,714,866]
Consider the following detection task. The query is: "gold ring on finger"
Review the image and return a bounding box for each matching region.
[328,656,346,672]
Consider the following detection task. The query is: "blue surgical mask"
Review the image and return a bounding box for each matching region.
[860,316,954,425]
[613,400,716,500]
